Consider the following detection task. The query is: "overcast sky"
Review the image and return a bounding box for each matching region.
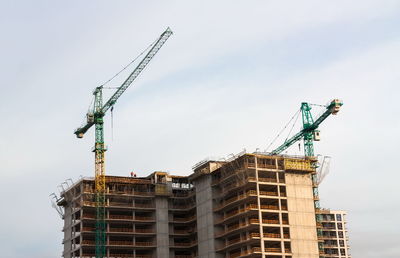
[0,1,399,257]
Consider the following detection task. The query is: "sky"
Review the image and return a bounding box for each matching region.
[0,0,399,257]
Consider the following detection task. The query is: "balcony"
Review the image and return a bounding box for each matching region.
[109,228,134,233]
[134,203,155,209]
[173,228,196,235]
[108,240,134,246]
[135,229,155,234]
[250,218,279,224]
[82,227,95,232]
[133,191,155,197]
[172,191,195,198]
[215,222,256,238]
[321,235,337,239]
[171,203,196,210]
[82,214,95,219]
[170,216,196,223]
[229,247,262,257]
[134,216,155,222]
[217,234,260,251]
[264,247,282,253]
[109,215,133,220]
[260,204,280,210]
[263,233,281,238]
[257,177,278,183]
[135,241,156,247]
[171,241,197,248]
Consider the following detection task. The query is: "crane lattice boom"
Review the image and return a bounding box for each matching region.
[74,27,173,138]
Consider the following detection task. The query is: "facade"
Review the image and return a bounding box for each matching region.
[58,153,345,258]
[318,210,351,258]
[58,172,198,258]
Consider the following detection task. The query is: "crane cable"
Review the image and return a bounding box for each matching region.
[100,38,158,87]
[265,109,301,152]
[97,37,158,141]
[284,110,301,143]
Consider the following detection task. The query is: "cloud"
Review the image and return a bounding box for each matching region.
[0,1,399,257]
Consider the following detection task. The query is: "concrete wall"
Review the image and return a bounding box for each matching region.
[194,175,222,258]
[63,201,72,258]
[285,172,319,258]
[155,197,169,258]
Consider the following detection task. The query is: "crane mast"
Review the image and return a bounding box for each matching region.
[269,99,342,258]
[74,28,173,258]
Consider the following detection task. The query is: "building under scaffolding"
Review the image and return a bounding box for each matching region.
[58,153,350,258]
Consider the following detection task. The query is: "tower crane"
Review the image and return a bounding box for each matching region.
[270,99,343,157]
[269,99,343,258]
[74,28,173,258]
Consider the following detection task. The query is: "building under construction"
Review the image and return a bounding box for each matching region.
[319,210,350,258]
[58,152,350,258]
[56,22,348,258]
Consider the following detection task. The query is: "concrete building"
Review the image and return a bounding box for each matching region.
[58,153,341,258]
[318,210,351,258]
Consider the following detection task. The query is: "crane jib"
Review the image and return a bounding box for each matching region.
[74,28,173,139]
[101,28,173,115]
[269,99,343,156]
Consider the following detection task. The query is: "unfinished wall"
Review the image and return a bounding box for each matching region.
[155,197,169,257]
[62,200,73,258]
[195,174,221,258]
[285,172,319,258]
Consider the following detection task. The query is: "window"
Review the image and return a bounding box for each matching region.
[336,214,342,221]
[340,248,346,255]
[338,231,344,238]
[337,223,343,230]
[339,240,344,247]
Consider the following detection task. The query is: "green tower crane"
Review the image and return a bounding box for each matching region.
[74,28,173,258]
[270,99,343,156]
[270,98,343,258]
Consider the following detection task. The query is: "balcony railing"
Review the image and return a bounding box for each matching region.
[135,241,155,247]
[260,204,280,210]
[173,229,196,234]
[218,235,260,251]
[171,216,196,222]
[134,203,155,209]
[263,233,281,238]
[109,228,134,233]
[82,227,95,232]
[258,177,278,183]
[230,247,262,257]
[135,216,154,221]
[108,240,134,245]
[133,191,155,196]
[109,215,133,220]
[171,241,197,247]
[265,247,281,253]
[172,203,196,210]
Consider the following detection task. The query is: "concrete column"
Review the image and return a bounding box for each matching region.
[194,174,221,258]
[63,201,73,258]
[155,196,169,257]
[255,157,265,257]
